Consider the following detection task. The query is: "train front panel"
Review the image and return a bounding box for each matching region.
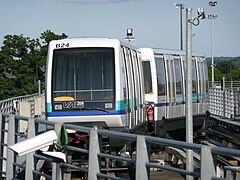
[45,38,129,131]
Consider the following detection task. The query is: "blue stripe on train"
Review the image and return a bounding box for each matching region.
[154,101,201,107]
[47,110,126,117]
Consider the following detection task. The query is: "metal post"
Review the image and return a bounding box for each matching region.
[52,123,62,180]
[88,128,101,180]
[6,114,15,180]
[230,61,232,82]
[186,8,193,180]
[136,135,150,180]
[211,11,214,87]
[175,3,184,50]
[209,1,217,87]
[222,77,225,91]
[180,5,183,50]
[0,113,3,177]
[25,117,35,179]
[222,77,226,117]
[200,145,216,179]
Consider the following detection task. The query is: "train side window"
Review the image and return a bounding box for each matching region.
[198,60,203,101]
[129,49,136,97]
[182,57,186,97]
[142,61,153,94]
[192,58,197,94]
[155,57,166,96]
[166,58,175,103]
[198,61,202,94]
[204,60,209,96]
[174,57,183,99]
[200,61,205,101]
[170,60,175,99]
[166,59,171,98]
[133,50,142,100]
[135,51,144,103]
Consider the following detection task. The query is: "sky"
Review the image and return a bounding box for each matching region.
[1,0,240,57]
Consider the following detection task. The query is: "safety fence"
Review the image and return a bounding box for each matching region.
[209,81,240,90]
[0,113,240,180]
[209,88,240,119]
[1,84,240,121]
[0,93,38,114]
[0,93,45,118]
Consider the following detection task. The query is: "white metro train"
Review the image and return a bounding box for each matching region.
[141,48,208,120]
[45,38,209,136]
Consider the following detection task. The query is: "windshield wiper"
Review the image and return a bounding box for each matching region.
[80,107,109,113]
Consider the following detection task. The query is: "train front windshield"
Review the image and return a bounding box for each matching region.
[51,47,115,111]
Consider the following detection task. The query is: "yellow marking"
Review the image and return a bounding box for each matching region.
[54,96,74,101]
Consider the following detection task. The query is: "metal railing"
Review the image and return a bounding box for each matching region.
[1,113,240,180]
[0,93,39,114]
[209,81,240,90]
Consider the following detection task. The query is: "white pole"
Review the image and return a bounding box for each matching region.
[186,8,193,180]
[211,5,214,87]
[209,1,217,87]
[175,3,184,50]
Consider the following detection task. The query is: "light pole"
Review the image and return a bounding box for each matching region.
[186,7,206,180]
[208,1,217,87]
[186,8,193,179]
[175,3,184,50]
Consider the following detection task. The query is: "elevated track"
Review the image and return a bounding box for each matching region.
[1,87,240,179]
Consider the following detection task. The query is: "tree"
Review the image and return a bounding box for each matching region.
[208,65,225,81]
[231,68,240,81]
[207,57,240,81]
[40,30,67,45]
[0,30,68,100]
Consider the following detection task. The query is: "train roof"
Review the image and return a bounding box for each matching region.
[49,37,204,57]
[49,37,139,51]
[140,47,205,58]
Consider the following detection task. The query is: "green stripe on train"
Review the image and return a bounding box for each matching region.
[116,100,133,110]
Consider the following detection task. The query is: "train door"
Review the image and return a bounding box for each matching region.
[181,55,186,117]
[173,55,184,117]
[124,47,136,129]
[164,55,170,118]
[203,59,209,111]
[201,59,206,113]
[130,50,140,125]
[196,57,201,114]
[142,57,156,122]
[137,51,145,123]
[197,57,205,113]
[166,55,176,118]
[155,55,167,120]
[134,51,145,124]
[192,57,198,115]
[122,47,132,128]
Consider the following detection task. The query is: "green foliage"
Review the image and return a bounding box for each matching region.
[0,30,68,100]
[207,57,240,81]
[40,30,67,45]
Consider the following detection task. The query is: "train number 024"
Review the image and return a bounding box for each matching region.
[56,43,70,48]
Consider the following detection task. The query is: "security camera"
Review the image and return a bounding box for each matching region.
[8,130,57,156]
[197,7,206,19]
[42,151,66,163]
[127,28,133,37]
[125,28,134,41]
